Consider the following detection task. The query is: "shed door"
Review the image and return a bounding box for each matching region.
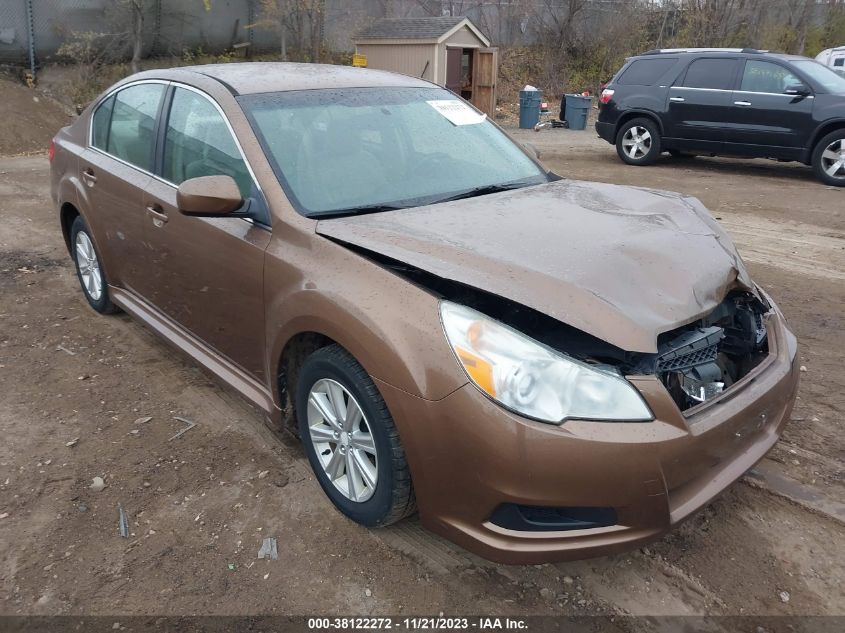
[471,48,498,117]
[446,48,462,93]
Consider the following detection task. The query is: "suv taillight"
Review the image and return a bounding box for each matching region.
[48,140,56,163]
[599,89,615,105]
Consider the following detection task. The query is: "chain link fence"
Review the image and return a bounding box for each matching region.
[0,0,281,74]
[0,0,35,71]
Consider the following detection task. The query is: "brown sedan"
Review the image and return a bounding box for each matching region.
[50,63,799,564]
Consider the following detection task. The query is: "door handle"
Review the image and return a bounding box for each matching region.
[734,100,752,106]
[669,96,685,103]
[146,204,168,226]
[82,168,97,186]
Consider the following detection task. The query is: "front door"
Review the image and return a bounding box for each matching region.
[139,86,271,380]
[664,57,740,152]
[724,59,815,160]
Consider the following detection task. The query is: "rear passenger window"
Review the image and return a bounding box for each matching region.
[162,87,252,197]
[834,58,844,67]
[681,58,737,90]
[106,84,164,171]
[91,95,114,150]
[617,58,677,86]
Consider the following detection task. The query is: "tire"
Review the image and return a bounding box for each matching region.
[296,344,415,527]
[811,129,845,187]
[616,118,662,165]
[70,216,118,314]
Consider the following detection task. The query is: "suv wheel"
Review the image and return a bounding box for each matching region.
[617,118,661,166]
[812,130,845,186]
[296,344,415,527]
[70,216,118,314]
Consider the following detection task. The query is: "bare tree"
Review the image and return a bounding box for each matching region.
[128,0,144,74]
[258,0,325,62]
[259,0,294,60]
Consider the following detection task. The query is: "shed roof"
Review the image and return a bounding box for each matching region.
[354,17,490,46]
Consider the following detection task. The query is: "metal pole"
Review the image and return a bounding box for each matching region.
[247,0,255,48]
[317,0,325,63]
[25,0,36,79]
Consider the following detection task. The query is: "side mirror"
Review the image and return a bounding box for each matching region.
[177,175,243,216]
[784,83,811,96]
[522,142,542,160]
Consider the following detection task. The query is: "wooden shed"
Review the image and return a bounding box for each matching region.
[353,17,498,116]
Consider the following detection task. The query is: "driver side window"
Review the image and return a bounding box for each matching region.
[162,87,252,198]
[741,61,800,94]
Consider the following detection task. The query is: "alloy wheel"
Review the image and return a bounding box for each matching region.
[820,138,845,180]
[307,378,378,503]
[622,126,652,160]
[75,231,103,301]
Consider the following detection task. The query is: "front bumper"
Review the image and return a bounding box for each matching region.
[378,312,799,564]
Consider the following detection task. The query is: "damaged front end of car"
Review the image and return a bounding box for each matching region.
[314,178,789,419]
[323,237,774,417]
[311,177,799,562]
[632,291,772,412]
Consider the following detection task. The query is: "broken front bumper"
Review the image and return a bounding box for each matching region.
[378,312,799,564]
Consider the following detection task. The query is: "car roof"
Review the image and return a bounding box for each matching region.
[632,48,808,62]
[147,62,433,95]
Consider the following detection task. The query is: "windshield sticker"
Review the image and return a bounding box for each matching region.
[427,100,487,126]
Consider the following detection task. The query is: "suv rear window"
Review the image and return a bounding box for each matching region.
[617,58,677,85]
[681,58,737,90]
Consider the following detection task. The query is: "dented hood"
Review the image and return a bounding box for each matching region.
[316,180,755,353]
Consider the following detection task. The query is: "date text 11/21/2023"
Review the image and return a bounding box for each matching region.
[306,617,529,630]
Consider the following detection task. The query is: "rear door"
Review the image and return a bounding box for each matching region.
[79,82,166,293]
[139,85,271,380]
[723,59,815,159]
[664,57,741,151]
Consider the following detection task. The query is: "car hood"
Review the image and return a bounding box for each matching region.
[315,179,756,353]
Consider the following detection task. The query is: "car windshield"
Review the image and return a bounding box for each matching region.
[239,87,548,217]
[792,60,845,93]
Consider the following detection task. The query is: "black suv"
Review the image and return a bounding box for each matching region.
[596,48,845,186]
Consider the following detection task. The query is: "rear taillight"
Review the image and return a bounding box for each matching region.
[48,140,56,162]
[599,89,615,105]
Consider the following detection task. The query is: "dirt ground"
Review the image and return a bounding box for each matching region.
[0,118,843,625]
[0,72,73,156]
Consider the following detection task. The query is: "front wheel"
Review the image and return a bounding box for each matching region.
[296,345,415,527]
[812,130,845,186]
[616,118,662,165]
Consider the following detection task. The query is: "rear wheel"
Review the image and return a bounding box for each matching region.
[812,130,845,186]
[70,216,118,314]
[296,344,415,527]
[616,118,662,165]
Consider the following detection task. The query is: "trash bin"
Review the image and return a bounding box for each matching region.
[564,94,592,130]
[519,89,543,129]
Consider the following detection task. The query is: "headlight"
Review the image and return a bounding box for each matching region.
[440,301,653,424]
